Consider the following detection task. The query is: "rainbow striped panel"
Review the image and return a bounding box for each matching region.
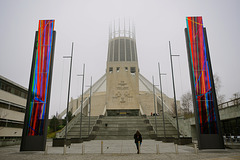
[27,20,55,136]
[186,17,218,134]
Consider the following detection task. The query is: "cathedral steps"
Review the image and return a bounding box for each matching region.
[148,116,180,138]
[94,116,154,140]
[64,115,181,141]
[66,116,99,139]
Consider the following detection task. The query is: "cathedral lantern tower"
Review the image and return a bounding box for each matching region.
[106,21,140,116]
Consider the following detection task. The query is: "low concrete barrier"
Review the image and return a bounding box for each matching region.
[52,138,71,147]
[0,138,21,147]
[174,137,192,145]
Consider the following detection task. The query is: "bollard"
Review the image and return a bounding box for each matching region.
[138,141,141,154]
[101,141,103,154]
[156,144,159,154]
[44,145,48,155]
[175,144,178,154]
[63,144,66,155]
[82,143,85,155]
[194,144,198,154]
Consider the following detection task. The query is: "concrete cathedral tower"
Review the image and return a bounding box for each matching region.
[106,20,140,116]
[58,20,179,118]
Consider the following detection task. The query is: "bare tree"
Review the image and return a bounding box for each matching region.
[181,91,193,114]
[214,74,225,104]
[231,92,240,105]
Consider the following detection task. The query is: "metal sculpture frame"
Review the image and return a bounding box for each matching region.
[185,16,224,149]
[20,20,56,151]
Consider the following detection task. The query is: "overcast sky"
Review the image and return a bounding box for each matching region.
[0,0,239,117]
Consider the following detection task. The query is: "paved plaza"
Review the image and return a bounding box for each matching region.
[0,140,240,160]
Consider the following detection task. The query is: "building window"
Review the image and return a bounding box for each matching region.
[0,80,28,99]
[7,85,11,92]
[0,102,9,109]
[7,122,24,128]
[116,67,120,72]
[0,102,25,113]
[130,67,136,75]
[0,119,24,128]
[10,105,25,113]
[0,120,6,127]
[0,83,6,91]
[109,67,113,73]
[21,92,27,99]
[125,67,128,71]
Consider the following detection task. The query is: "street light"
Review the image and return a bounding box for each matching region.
[152,76,159,135]
[169,41,180,140]
[85,76,93,136]
[158,62,167,139]
[63,42,74,142]
[77,64,85,139]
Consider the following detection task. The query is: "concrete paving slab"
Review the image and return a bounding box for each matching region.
[53,140,195,154]
[0,140,240,160]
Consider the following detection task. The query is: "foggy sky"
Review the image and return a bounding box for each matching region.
[0,0,239,117]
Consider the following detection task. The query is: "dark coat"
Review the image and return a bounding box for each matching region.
[134,133,142,143]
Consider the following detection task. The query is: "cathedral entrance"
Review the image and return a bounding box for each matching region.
[107,109,139,116]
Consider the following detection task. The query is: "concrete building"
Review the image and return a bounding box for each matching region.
[0,75,27,139]
[56,23,239,142]
[58,22,179,119]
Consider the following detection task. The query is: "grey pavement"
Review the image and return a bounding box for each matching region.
[0,140,240,160]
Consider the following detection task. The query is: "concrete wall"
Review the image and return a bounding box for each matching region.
[0,127,22,137]
[106,61,139,110]
[0,138,21,147]
[66,92,106,117]
[219,104,240,120]
[0,108,24,122]
[0,90,26,107]
[177,103,240,138]
[139,92,154,115]
[0,88,26,139]
[90,92,106,116]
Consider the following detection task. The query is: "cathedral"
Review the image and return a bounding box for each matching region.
[58,22,179,118]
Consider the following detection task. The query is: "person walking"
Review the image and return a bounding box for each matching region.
[134,130,142,154]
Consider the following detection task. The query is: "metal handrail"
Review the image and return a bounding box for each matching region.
[156,95,175,115]
[56,96,90,138]
[218,97,240,109]
[139,104,144,115]
[146,115,157,134]
[164,112,187,137]
[73,97,89,115]
[102,105,107,116]
[58,74,106,119]
[88,115,101,136]
[56,112,80,138]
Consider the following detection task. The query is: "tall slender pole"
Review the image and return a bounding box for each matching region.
[88,77,92,136]
[158,62,166,138]
[169,41,180,139]
[79,64,85,138]
[152,76,157,135]
[64,42,74,140]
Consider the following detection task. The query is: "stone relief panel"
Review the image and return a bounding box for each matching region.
[112,81,133,104]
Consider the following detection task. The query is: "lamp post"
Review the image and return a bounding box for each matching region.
[63,42,74,141]
[77,64,85,139]
[158,62,167,139]
[85,77,93,136]
[152,76,158,135]
[169,41,180,140]
[88,77,92,136]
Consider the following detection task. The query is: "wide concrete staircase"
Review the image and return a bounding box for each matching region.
[65,116,99,139]
[148,115,179,138]
[57,115,182,141]
[94,116,155,140]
